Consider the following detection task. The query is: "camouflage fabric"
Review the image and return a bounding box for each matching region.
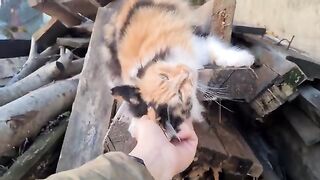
[46,152,154,180]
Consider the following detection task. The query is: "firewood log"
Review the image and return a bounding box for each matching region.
[6,37,59,86]
[0,48,73,106]
[0,79,78,156]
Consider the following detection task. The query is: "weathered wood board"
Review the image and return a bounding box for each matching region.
[211,0,236,42]
[198,67,257,101]
[193,120,228,167]
[33,18,68,51]
[207,105,263,177]
[295,86,320,127]
[105,120,136,154]
[56,37,90,49]
[233,33,307,117]
[28,0,82,27]
[283,105,320,146]
[56,1,124,171]
[57,0,99,20]
[266,118,320,180]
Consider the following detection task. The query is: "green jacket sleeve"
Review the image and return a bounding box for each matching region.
[46,152,154,180]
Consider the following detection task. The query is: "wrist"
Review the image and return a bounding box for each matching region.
[130,144,173,180]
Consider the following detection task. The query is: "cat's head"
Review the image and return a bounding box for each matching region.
[111,61,204,129]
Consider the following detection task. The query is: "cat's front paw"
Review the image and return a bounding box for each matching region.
[216,49,255,67]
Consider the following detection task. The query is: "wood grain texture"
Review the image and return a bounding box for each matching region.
[56,38,90,48]
[266,117,320,180]
[194,120,228,167]
[234,34,307,117]
[283,105,320,146]
[56,1,125,171]
[295,86,320,127]
[33,18,68,51]
[28,0,82,27]
[211,0,236,42]
[207,105,263,177]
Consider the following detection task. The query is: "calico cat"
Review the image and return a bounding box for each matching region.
[104,0,255,138]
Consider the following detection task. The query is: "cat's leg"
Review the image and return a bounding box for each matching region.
[206,37,255,67]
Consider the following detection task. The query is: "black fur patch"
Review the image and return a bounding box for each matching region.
[105,30,121,78]
[156,104,183,132]
[136,48,170,78]
[120,1,176,39]
[111,85,147,117]
[192,25,209,37]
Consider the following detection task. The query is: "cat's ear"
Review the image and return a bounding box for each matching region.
[111,85,148,117]
[110,85,141,105]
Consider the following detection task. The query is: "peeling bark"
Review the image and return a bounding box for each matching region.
[0,79,78,156]
[6,38,59,86]
[0,48,73,106]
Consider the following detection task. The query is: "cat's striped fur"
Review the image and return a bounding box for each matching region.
[105,0,255,137]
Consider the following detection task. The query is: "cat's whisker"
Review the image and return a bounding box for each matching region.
[197,85,228,90]
[218,99,222,124]
[249,67,259,79]
[197,83,228,90]
[200,88,230,98]
[214,100,234,113]
[197,87,229,94]
[202,90,233,101]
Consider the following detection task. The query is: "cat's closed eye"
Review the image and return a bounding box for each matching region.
[159,73,169,80]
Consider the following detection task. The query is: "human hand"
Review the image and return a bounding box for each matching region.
[129,116,198,180]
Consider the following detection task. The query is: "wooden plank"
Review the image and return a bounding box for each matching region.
[198,68,257,101]
[250,85,286,117]
[57,37,90,48]
[194,121,228,167]
[57,0,99,20]
[211,0,236,42]
[250,33,320,80]
[28,0,82,27]
[56,1,124,171]
[266,117,320,180]
[207,105,263,177]
[56,0,113,20]
[232,25,266,36]
[286,55,320,80]
[283,104,320,146]
[295,86,320,127]
[233,34,307,117]
[105,120,136,154]
[88,0,113,7]
[33,18,68,51]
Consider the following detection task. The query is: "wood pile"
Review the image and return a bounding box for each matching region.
[0,0,320,180]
